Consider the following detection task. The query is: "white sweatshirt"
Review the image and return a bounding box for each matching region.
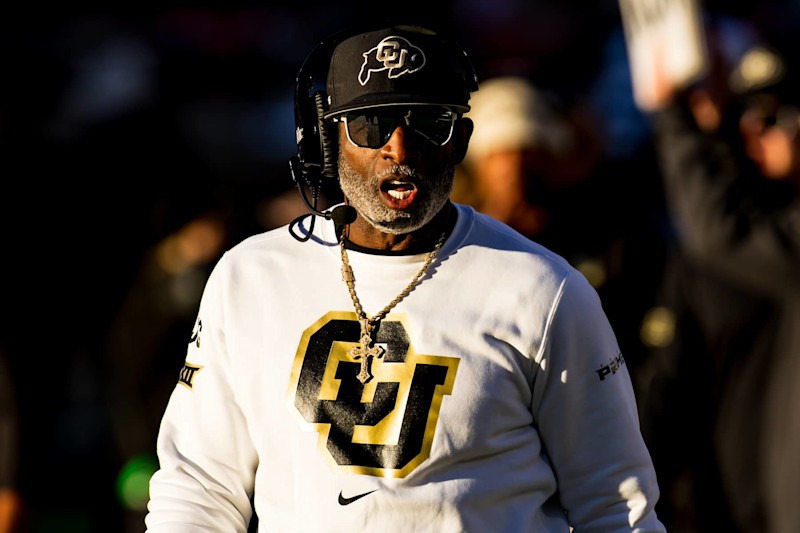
[146,203,665,532]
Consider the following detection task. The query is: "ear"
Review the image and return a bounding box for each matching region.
[452,117,473,164]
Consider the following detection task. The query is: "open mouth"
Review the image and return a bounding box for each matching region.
[380,179,418,208]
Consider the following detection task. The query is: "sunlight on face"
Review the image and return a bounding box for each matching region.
[338,156,455,234]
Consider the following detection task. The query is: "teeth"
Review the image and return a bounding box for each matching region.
[388,189,413,199]
[383,179,415,200]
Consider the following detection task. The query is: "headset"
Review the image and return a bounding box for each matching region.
[287,23,479,242]
[288,26,360,241]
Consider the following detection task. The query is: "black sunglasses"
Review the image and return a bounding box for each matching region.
[334,107,457,149]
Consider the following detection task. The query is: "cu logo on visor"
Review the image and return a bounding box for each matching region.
[358,36,426,86]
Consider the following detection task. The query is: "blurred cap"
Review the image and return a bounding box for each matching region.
[465,76,574,162]
[324,25,477,118]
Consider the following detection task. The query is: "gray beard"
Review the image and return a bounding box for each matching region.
[338,157,455,235]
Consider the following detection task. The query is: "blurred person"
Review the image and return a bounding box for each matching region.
[456,76,602,253]
[639,22,800,533]
[455,75,669,381]
[145,24,665,532]
[104,209,229,532]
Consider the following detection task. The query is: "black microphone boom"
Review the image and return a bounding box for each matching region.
[329,205,357,225]
[288,156,356,241]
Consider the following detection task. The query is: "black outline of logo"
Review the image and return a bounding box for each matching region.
[286,311,459,478]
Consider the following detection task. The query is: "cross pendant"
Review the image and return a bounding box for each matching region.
[349,318,384,384]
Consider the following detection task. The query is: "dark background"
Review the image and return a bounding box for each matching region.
[2,1,798,531]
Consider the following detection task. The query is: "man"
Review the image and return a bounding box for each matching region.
[145,25,664,532]
[456,75,583,241]
[640,35,800,532]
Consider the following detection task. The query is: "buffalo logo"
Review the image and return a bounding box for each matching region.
[358,36,426,86]
[287,311,459,478]
[178,362,203,390]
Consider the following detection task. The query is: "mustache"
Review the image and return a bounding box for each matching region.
[375,165,417,180]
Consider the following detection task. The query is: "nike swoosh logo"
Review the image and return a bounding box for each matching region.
[338,489,378,505]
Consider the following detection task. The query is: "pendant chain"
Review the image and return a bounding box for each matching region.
[339,231,446,384]
[339,231,447,325]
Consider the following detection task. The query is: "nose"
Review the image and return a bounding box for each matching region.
[380,126,419,165]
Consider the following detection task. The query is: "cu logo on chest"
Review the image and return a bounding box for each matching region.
[286,311,459,478]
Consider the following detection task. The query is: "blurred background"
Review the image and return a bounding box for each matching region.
[2,1,799,531]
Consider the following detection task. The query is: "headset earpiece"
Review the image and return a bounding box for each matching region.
[314,92,338,179]
[288,31,356,242]
[291,29,352,188]
[292,57,326,189]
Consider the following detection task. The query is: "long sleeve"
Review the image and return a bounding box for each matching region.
[144,209,666,531]
[532,271,664,532]
[146,254,258,532]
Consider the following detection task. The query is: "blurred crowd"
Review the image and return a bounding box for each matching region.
[2,1,800,531]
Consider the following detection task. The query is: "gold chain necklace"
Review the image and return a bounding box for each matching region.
[340,231,447,384]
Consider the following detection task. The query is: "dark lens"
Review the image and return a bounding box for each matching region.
[345,108,455,148]
[345,113,396,148]
[406,109,455,146]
